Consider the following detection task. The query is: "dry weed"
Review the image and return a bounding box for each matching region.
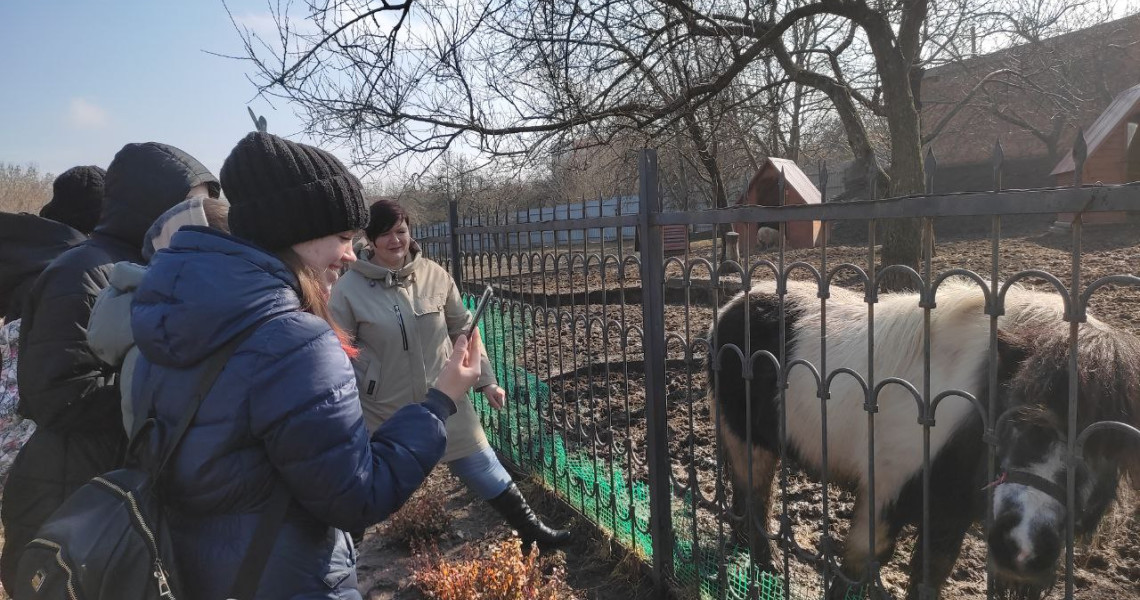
[383,491,453,551]
[413,536,578,600]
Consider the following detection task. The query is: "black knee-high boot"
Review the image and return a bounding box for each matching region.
[487,483,571,551]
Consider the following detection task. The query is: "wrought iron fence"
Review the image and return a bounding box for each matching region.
[411,140,1140,600]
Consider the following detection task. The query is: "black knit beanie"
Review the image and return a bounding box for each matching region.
[221,132,369,250]
[39,165,106,234]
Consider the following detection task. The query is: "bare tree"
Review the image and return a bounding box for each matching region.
[239,0,1066,288]
[0,163,54,215]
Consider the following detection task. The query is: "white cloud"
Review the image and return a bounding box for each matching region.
[67,98,109,130]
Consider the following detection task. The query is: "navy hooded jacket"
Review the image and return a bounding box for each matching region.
[130,228,454,600]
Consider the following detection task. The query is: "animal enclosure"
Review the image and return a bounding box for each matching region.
[412,147,1140,600]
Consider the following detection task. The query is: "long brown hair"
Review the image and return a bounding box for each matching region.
[276,247,359,359]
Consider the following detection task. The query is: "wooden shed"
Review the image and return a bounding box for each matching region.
[1050,83,1140,228]
[732,157,822,250]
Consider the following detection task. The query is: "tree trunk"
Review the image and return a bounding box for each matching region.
[683,112,732,260]
[879,69,925,292]
[849,0,928,293]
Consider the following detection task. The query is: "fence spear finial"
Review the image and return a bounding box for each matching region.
[1072,128,1088,187]
[992,140,1004,192]
[778,166,787,207]
[924,147,937,195]
[819,161,829,204]
[867,157,880,200]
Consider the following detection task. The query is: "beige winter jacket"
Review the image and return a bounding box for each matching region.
[330,249,497,462]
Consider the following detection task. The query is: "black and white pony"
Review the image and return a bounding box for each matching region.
[707,278,1139,599]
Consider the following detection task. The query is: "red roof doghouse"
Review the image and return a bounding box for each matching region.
[732,157,822,250]
[1051,83,1140,229]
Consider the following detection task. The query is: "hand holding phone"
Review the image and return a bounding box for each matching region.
[466,285,494,339]
[435,334,482,402]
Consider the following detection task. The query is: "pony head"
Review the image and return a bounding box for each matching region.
[987,324,1140,589]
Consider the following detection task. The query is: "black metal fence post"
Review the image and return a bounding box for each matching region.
[448,198,462,288]
[637,149,674,593]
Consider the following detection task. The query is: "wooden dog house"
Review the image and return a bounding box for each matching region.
[1051,83,1140,229]
[732,157,822,250]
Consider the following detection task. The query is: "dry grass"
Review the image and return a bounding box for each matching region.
[383,489,454,552]
[413,536,578,600]
[1078,481,1140,564]
[0,163,54,214]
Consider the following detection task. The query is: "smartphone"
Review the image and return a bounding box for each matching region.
[466,285,494,339]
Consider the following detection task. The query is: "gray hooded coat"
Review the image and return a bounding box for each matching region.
[330,248,497,463]
[87,197,217,435]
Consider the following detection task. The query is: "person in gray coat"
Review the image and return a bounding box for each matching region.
[331,199,570,552]
[86,196,231,436]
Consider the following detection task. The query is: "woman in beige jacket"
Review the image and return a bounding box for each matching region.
[330,199,570,551]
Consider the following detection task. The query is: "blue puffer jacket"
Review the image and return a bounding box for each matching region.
[130,227,455,600]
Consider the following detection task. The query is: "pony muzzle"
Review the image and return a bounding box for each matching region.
[987,502,1064,586]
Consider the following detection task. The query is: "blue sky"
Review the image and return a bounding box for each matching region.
[0,0,346,179]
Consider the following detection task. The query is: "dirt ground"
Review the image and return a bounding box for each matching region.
[475,223,1140,599]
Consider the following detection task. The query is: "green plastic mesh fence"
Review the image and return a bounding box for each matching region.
[466,297,855,600]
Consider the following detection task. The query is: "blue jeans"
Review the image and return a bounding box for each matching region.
[447,446,513,500]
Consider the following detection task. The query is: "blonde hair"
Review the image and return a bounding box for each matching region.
[203,197,230,233]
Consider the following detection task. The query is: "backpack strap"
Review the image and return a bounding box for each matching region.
[227,482,290,600]
[155,318,268,476]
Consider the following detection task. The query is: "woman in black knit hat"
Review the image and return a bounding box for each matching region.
[39,165,106,235]
[125,131,482,599]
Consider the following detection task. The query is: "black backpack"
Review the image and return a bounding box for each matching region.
[13,322,289,600]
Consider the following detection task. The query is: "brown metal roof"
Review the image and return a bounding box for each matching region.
[1051,83,1140,175]
[765,158,822,204]
[921,13,1140,168]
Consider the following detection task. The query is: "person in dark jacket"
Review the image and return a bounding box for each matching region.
[0,165,104,538]
[0,144,219,591]
[128,131,481,599]
[0,165,105,322]
[0,214,83,502]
